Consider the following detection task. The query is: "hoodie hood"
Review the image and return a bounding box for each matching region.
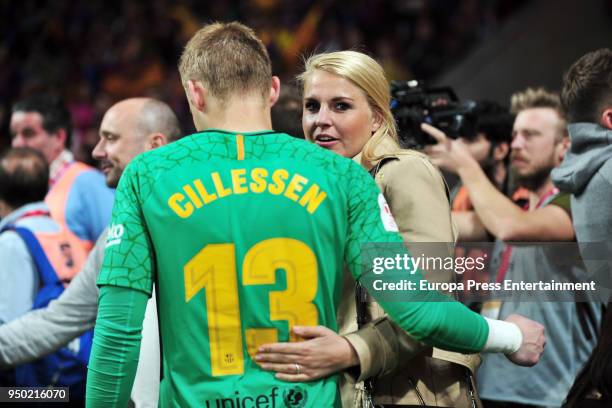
[551,123,612,194]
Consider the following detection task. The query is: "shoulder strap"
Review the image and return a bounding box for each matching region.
[369,155,452,204]
[357,156,402,326]
[356,159,398,328]
[368,156,399,178]
[355,158,402,401]
[4,226,60,286]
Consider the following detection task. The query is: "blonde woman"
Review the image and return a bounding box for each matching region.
[257,51,482,407]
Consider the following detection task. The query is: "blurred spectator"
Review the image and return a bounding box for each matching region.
[0,98,183,407]
[0,146,91,399]
[449,101,514,238]
[0,148,51,325]
[553,48,612,299]
[271,83,303,138]
[0,1,529,151]
[552,48,612,406]
[423,87,601,407]
[10,95,114,251]
[436,101,514,302]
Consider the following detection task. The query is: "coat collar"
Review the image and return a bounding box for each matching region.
[352,135,400,171]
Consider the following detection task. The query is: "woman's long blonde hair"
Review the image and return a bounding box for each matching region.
[297,50,400,163]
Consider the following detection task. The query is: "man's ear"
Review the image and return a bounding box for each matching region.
[601,108,612,130]
[557,135,570,162]
[493,142,510,161]
[54,128,68,147]
[145,133,168,150]
[269,76,281,106]
[187,80,207,113]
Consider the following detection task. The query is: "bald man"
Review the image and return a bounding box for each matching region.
[0,98,182,407]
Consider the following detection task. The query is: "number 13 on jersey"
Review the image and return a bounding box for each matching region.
[184,238,319,376]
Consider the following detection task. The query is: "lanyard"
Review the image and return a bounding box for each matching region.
[16,210,51,221]
[50,161,72,187]
[532,186,559,210]
[496,187,559,283]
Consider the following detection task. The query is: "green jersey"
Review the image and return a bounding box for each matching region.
[98,130,488,407]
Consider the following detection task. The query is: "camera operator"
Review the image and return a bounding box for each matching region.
[423,87,601,408]
[445,101,514,241]
[390,84,514,241]
[424,88,572,243]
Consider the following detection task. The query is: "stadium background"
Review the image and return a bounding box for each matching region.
[1,0,611,162]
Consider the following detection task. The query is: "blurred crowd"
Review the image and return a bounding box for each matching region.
[0,0,527,160]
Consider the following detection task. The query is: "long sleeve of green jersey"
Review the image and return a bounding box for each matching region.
[343,162,489,353]
[90,159,154,407]
[86,286,147,408]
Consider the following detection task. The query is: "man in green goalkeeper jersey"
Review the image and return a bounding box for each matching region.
[86,22,545,408]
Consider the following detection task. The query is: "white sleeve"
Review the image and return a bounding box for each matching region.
[130,291,160,408]
[482,317,522,354]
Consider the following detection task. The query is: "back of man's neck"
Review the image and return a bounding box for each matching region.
[0,201,12,218]
[49,150,74,185]
[204,121,272,133]
[200,97,273,133]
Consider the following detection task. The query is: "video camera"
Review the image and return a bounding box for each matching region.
[390,80,478,148]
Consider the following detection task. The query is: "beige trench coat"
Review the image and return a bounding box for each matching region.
[337,136,482,408]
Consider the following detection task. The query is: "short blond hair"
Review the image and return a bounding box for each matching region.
[297,51,400,163]
[178,22,272,103]
[511,87,567,139]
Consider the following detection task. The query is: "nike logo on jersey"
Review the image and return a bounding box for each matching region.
[105,223,125,248]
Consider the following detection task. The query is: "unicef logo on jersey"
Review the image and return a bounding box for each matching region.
[282,386,308,408]
[106,223,125,248]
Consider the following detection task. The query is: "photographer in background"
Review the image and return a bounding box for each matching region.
[390,84,514,241]
[424,88,572,244]
[435,101,514,305]
[424,87,600,407]
[446,101,514,241]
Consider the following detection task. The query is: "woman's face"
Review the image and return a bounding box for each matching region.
[302,69,380,158]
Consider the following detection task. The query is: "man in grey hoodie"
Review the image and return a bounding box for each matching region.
[552,48,612,300]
